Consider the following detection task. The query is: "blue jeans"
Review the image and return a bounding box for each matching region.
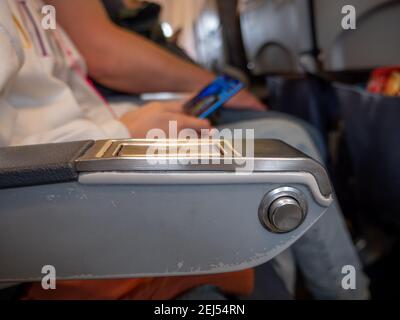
[217,109,370,300]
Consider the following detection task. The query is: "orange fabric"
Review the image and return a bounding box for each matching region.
[23,269,254,300]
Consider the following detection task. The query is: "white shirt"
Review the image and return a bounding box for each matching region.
[0,0,131,147]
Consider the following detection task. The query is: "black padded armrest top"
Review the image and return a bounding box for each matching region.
[0,141,94,189]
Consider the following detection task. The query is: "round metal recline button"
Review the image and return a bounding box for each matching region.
[258,187,308,234]
[268,197,304,233]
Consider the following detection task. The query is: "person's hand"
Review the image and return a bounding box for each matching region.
[120,101,212,138]
[225,89,268,111]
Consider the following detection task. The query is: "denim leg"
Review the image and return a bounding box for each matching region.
[218,116,370,300]
[217,109,328,162]
[293,201,370,299]
[217,116,322,161]
[270,249,297,296]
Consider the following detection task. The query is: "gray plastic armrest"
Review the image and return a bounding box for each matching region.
[0,139,333,283]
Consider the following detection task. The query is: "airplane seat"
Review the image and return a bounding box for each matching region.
[0,138,334,299]
[335,84,400,229]
[318,0,400,71]
[239,0,314,75]
[320,0,400,228]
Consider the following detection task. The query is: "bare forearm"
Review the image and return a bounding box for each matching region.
[46,0,214,93]
[92,26,214,93]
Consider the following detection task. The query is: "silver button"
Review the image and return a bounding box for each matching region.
[269,197,304,233]
[258,187,307,233]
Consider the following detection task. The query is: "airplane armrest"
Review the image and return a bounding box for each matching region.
[0,139,333,283]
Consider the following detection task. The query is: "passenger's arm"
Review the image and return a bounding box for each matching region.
[45,0,212,93]
[44,0,266,110]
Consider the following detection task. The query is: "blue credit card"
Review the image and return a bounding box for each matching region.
[184,75,244,119]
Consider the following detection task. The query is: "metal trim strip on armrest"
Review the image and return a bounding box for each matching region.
[75,139,333,198]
